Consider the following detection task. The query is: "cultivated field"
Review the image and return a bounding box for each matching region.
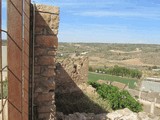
[88,72,138,89]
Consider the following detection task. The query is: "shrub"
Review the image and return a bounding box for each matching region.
[89,82,142,112]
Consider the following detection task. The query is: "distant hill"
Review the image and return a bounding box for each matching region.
[57,42,160,68]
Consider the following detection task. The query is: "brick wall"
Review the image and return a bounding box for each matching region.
[34,4,59,119]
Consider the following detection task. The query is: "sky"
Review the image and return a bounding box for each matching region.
[2,0,160,44]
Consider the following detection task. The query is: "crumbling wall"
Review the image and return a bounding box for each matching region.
[34,4,59,119]
[55,57,89,94]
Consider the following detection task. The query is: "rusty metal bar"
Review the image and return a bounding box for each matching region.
[0,29,7,33]
[0,65,8,72]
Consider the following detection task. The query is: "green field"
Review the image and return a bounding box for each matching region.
[88,72,138,88]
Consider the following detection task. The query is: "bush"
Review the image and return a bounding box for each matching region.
[89,82,142,112]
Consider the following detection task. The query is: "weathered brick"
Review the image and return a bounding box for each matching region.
[38,105,56,113]
[36,35,58,48]
[34,5,59,119]
[37,56,55,65]
[35,48,47,56]
[48,50,57,56]
[35,78,55,93]
[34,66,41,74]
[38,112,56,119]
[36,92,55,102]
[41,67,56,77]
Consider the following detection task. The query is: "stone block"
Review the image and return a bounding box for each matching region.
[50,15,59,29]
[35,4,59,14]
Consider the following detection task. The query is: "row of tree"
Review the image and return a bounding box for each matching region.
[89,65,142,79]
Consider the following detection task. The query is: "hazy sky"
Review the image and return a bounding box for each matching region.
[2,0,160,44]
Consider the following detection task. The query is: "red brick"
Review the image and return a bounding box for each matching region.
[8,1,22,49]
[41,68,56,77]
[8,39,22,81]
[36,92,55,102]
[48,50,56,56]
[36,35,58,48]
[8,71,22,111]
[38,105,56,113]
[34,66,41,74]
[8,102,22,120]
[34,48,46,56]
[37,56,55,65]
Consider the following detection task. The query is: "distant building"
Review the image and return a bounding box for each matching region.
[152,69,160,72]
[2,46,7,81]
[141,77,160,92]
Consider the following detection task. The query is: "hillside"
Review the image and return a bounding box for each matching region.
[57,43,160,68]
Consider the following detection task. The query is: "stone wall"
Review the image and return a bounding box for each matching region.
[55,56,89,94]
[34,4,59,120]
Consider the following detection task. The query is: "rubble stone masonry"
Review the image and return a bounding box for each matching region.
[55,57,89,94]
[34,4,59,120]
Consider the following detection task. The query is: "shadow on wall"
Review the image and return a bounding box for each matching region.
[33,5,59,120]
[55,63,107,115]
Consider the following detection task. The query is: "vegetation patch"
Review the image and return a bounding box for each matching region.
[89,82,143,113]
[88,72,137,88]
[90,65,142,79]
